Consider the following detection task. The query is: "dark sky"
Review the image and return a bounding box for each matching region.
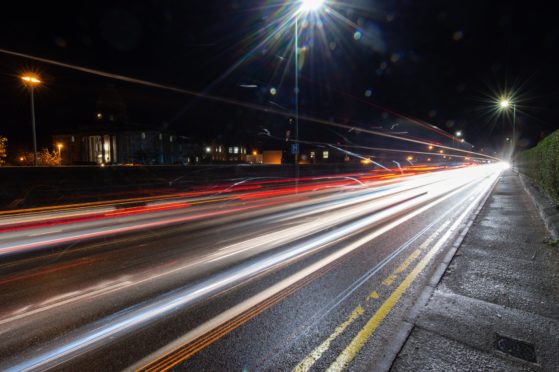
[0,0,557,154]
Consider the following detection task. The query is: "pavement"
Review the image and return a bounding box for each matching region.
[391,171,559,371]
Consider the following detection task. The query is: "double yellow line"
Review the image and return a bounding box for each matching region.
[296,175,491,371]
[138,259,343,371]
[294,219,450,372]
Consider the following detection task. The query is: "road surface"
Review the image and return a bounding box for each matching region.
[0,164,505,371]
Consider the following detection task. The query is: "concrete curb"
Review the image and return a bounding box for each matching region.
[518,173,559,240]
[374,173,500,372]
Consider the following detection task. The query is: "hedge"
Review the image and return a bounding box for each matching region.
[516,130,559,203]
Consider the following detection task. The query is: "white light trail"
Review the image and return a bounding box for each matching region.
[2,165,504,371]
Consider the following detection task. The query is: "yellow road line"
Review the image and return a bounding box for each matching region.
[326,238,445,371]
[366,290,379,301]
[295,219,452,371]
[293,306,364,372]
[381,219,450,287]
[326,188,484,371]
[137,260,343,372]
[382,249,420,286]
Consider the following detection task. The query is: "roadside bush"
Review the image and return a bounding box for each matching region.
[517,130,559,202]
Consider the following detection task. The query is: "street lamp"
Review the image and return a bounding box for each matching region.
[300,0,325,11]
[455,130,462,137]
[498,98,516,154]
[21,73,42,166]
[57,143,63,164]
[294,0,325,166]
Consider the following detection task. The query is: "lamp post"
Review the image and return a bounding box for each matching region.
[21,74,42,166]
[499,98,516,154]
[57,143,63,165]
[294,0,325,166]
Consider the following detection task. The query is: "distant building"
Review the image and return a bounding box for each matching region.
[53,127,185,165]
[53,85,186,165]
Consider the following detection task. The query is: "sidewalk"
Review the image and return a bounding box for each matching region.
[391,171,559,371]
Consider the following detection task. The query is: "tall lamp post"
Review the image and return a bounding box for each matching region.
[499,98,516,154]
[294,0,325,165]
[21,74,42,166]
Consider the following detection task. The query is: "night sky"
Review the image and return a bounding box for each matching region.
[0,0,557,155]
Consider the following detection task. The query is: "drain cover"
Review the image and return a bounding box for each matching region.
[495,334,537,363]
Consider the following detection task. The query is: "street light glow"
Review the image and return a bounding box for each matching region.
[21,74,42,85]
[300,0,325,12]
[499,99,510,109]
[456,130,462,137]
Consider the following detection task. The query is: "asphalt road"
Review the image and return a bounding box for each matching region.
[0,164,505,371]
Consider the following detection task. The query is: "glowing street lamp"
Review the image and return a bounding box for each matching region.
[455,130,462,137]
[293,0,325,166]
[498,97,516,153]
[21,73,42,166]
[300,0,325,12]
[56,143,64,165]
[499,99,510,109]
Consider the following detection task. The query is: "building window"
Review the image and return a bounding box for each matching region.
[323,151,329,159]
[141,132,146,140]
[71,136,75,143]
[159,133,163,140]
[310,151,315,158]
[228,147,233,154]
[234,147,239,154]
[170,136,174,143]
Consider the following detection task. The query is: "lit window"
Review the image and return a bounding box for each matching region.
[310,151,315,158]
[71,136,75,143]
[141,132,146,140]
[234,147,239,154]
[170,136,174,143]
[323,151,329,159]
[159,133,163,140]
[228,147,233,154]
